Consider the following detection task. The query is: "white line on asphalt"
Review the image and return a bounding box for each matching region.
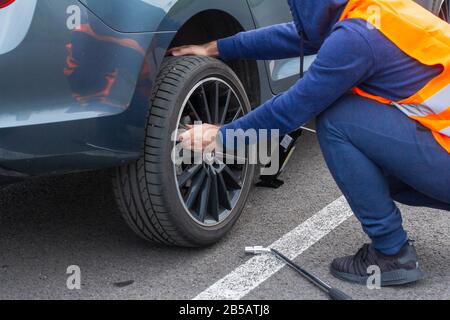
[193,196,353,300]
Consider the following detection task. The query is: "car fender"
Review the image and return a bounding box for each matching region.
[79,0,256,33]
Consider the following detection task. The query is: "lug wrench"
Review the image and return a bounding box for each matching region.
[245,246,352,300]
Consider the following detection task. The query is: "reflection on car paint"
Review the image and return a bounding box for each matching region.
[64,21,151,110]
[0,0,37,54]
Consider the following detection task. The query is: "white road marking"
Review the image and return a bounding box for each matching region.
[193,196,353,300]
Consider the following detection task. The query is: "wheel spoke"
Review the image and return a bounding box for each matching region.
[198,175,211,222]
[232,108,242,121]
[208,170,220,222]
[217,173,232,210]
[187,100,202,121]
[222,165,242,190]
[185,168,206,209]
[220,89,232,125]
[178,164,202,188]
[201,85,212,123]
[214,82,220,123]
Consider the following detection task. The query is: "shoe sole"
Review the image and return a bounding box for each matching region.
[330,266,425,287]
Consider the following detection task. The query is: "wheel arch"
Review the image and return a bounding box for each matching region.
[166,9,262,108]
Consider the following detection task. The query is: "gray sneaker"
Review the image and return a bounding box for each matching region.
[330,241,425,286]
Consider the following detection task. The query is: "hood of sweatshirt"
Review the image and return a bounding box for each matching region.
[287,0,348,50]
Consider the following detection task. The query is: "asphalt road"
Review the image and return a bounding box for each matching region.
[1,132,449,300]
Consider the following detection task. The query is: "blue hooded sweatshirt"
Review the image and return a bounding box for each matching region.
[217,0,442,142]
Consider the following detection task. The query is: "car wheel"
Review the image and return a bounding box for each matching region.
[113,56,255,247]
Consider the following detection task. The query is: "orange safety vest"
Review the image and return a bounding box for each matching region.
[339,0,450,153]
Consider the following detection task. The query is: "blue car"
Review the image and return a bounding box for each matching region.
[0,0,447,246]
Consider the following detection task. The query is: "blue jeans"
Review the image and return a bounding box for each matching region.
[316,95,450,255]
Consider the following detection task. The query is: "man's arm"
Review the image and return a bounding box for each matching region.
[219,26,376,143]
[217,22,316,60]
[170,22,316,60]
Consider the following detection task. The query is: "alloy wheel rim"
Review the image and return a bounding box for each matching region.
[173,77,249,227]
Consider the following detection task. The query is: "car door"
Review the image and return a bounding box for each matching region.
[246,0,316,94]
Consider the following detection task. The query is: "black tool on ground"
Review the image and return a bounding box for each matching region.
[245,246,353,301]
[256,128,303,189]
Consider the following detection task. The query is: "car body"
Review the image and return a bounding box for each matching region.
[0,0,301,182]
[1,0,448,245]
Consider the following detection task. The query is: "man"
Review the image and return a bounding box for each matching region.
[172,0,450,286]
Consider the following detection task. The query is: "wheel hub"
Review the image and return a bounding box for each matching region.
[203,151,216,166]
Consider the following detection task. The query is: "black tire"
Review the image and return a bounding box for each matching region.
[113,56,255,247]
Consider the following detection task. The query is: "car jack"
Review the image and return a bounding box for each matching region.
[256,127,304,189]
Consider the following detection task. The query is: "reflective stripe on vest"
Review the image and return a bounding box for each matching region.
[442,127,450,136]
[424,85,450,114]
[339,0,450,153]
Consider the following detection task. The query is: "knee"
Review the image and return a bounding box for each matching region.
[316,97,348,141]
[316,94,369,142]
[316,107,336,135]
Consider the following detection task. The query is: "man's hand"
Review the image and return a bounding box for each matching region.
[178,124,220,152]
[168,41,219,57]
